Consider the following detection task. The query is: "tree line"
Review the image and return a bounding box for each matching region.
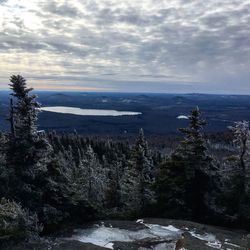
[0,75,249,244]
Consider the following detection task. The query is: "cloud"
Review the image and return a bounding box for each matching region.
[40,1,81,17]
[0,0,250,93]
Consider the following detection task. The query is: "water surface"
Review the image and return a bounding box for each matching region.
[41,106,142,116]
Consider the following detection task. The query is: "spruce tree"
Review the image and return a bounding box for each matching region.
[6,75,52,214]
[226,121,250,227]
[81,145,107,208]
[119,160,141,216]
[9,75,40,140]
[156,107,213,220]
[131,129,155,213]
[0,133,8,198]
[229,121,250,195]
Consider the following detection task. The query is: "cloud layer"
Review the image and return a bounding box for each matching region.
[0,0,250,93]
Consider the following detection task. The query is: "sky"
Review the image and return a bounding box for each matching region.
[0,0,250,94]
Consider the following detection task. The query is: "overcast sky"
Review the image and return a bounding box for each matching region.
[0,0,250,93]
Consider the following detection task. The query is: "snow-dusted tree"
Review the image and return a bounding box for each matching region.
[6,75,52,214]
[131,129,155,213]
[229,121,250,193]
[45,143,109,225]
[225,121,250,226]
[119,160,141,216]
[81,145,107,208]
[176,107,210,176]
[45,147,84,225]
[0,198,42,242]
[105,154,122,209]
[0,133,8,198]
[9,75,40,140]
[156,107,213,219]
[0,132,6,166]
[7,98,16,138]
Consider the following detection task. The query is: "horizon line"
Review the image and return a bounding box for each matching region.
[1,89,250,96]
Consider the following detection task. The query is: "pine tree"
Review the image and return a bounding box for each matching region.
[80,145,107,208]
[6,75,52,214]
[156,107,213,220]
[44,148,84,225]
[131,129,155,213]
[229,121,250,194]
[119,160,141,216]
[105,154,122,210]
[9,75,40,140]
[0,133,8,198]
[226,121,250,227]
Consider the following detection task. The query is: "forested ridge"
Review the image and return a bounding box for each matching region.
[0,75,249,245]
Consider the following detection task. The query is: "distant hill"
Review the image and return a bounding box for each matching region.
[1,91,250,135]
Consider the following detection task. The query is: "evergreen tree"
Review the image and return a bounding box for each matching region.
[105,155,122,210]
[223,121,250,227]
[119,160,141,216]
[44,148,91,226]
[6,75,52,214]
[131,129,155,213]
[156,107,213,220]
[44,144,108,226]
[229,121,250,195]
[81,145,107,208]
[0,133,8,198]
[0,198,42,243]
[9,75,40,140]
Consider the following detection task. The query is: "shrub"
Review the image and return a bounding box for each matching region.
[0,198,42,242]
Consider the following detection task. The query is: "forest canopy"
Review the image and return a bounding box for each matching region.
[0,75,250,245]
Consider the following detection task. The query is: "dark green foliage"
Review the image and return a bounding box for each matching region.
[156,107,214,221]
[9,75,40,140]
[0,133,8,198]
[6,76,52,217]
[0,75,250,241]
[131,129,155,213]
[43,149,99,227]
[119,160,141,217]
[0,198,41,243]
[216,121,250,229]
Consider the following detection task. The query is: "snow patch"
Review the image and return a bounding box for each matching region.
[163,225,180,232]
[224,241,242,248]
[177,115,189,119]
[206,241,222,249]
[138,242,176,250]
[190,231,221,249]
[73,223,180,249]
[136,219,144,223]
[145,224,180,234]
[136,220,180,233]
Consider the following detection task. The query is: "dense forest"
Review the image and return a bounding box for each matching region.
[0,75,249,246]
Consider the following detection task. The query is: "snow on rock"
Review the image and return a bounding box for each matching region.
[190,230,222,249]
[72,220,243,250]
[224,240,242,248]
[72,223,180,249]
[162,225,180,232]
[136,219,144,224]
[136,219,180,233]
[144,223,180,235]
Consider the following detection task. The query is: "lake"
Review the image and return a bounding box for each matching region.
[41,106,142,116]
